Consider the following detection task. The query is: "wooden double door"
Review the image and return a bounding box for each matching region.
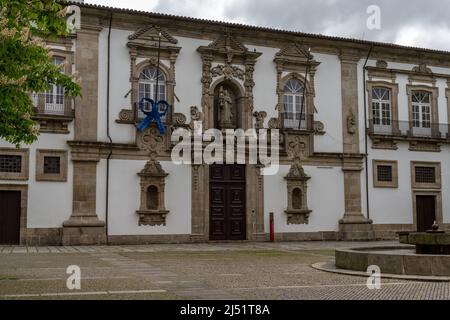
[0,191,21,245]
[209,165,246,240]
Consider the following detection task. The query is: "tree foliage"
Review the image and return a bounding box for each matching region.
[0,0,81,146]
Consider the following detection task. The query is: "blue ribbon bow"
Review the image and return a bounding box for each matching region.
[137,98,170,134]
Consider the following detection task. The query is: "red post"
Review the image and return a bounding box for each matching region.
[269,212,275,242]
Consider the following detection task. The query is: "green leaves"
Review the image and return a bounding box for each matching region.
[0,0,81,146]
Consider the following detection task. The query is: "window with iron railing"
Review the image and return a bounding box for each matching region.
[32,56,71,117]
[371,87,392,134]
[283,79,307,129]
[411,91,432,136]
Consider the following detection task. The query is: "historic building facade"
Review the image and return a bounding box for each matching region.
[1,2,450,245]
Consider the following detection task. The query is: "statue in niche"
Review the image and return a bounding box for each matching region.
[218,86,234,128]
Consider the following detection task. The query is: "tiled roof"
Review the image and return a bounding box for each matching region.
[68,1,450,56]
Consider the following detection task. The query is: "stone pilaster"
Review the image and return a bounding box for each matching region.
[340,51,360,154]
[246,165,265,241]
[74,25,102,141]
[338,51,373,240]
[63,24,106,245]
[190,164,208,242]
[63,159,106,245]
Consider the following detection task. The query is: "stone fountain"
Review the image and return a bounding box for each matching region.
[398,222,450,255]
[328,223,450,278]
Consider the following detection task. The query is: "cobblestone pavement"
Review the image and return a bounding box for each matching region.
[1,241,449,300]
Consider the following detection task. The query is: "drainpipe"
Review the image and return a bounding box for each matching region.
[105,12,113,245]
[363,45,374,221]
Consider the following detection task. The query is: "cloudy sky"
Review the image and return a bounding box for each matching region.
[86,0,450,51]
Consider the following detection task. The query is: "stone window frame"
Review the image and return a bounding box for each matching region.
[0,148,29,181]
[406,85,439,133]
[32,48,75,134]
[36,149,68,182]
[119,25,181,126]
[372,160,398,188]
[0,184,28,245]
[279,73,314,129]
[366,81,399,134]
[132,60,173,123]
[411,161,441,190]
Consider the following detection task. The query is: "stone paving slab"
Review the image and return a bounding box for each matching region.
[2,241,450,300]
[0,241,397,254]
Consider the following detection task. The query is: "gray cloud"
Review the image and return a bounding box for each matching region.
[89,0,450,51]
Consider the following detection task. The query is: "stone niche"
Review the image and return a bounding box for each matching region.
[284,163,312,225]
[136,160,169,226]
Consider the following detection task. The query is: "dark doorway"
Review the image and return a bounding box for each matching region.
[416,195,436,232]
[209,165,246,240]
[0,191,21,245]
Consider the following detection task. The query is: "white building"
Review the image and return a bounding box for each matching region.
[1,2,450,245]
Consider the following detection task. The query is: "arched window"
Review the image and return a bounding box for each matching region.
[138,67,166,119]
[411,91,431,129]
[44,57,65,114]
[371,87,391,127]
[283,79,306,129]
[292,188,302,210]
[146,185,159,210]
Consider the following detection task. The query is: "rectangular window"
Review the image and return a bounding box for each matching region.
[411,162,441,189]
[415,167,436,184]
[373,160,398,188]
[43,156,61,174]
[0,155,22,173]
[377,165,393,182]
[0,149,29,180]
[36,150,67,182]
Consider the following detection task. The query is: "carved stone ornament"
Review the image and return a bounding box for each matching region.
[313,121,325,135]
[268,117,281,129]
[172,113,187,126]
[376,60,388,68]
[189,106,204,133]
[287,135,307,161]
[211,64,245,80]
[347,111,357,135]
[253,111,267,130]
[137,126,166,159]
[413,63,433,74]
[118,109,134,123]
